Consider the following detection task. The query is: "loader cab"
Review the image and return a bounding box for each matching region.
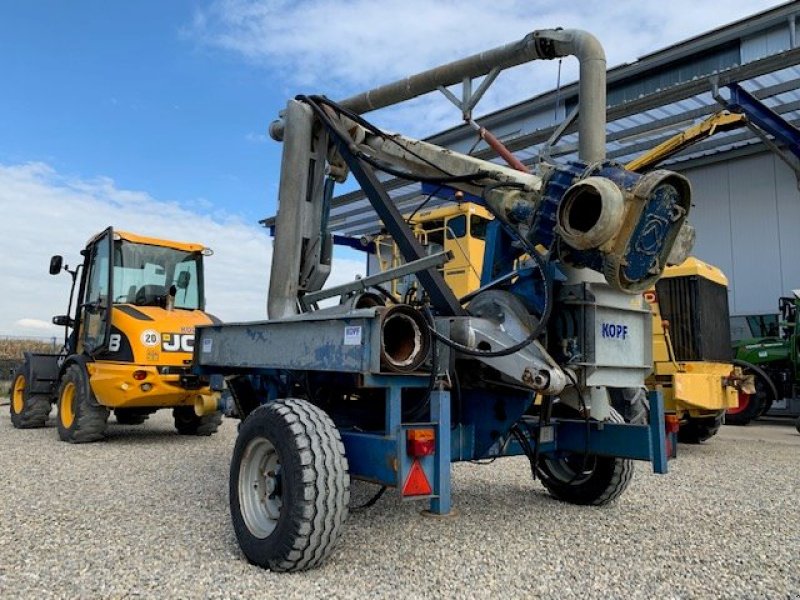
[53,228,208,358]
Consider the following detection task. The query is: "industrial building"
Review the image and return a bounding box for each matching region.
[300,2,800,335]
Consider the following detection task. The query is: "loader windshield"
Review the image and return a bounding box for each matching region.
[112,241,204,310]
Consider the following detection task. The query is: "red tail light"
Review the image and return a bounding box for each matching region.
[133,370,148,381]
[406,428,435,457]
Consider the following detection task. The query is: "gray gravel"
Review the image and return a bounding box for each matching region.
[1,405,798,599]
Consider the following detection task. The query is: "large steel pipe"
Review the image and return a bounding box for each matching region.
[269,29,607,162]
[379,305,431,373]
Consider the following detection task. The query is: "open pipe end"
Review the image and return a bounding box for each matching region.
[556,176,624,250]
[380,305,431,372]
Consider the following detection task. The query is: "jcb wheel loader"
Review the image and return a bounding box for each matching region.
[10,228,222,442]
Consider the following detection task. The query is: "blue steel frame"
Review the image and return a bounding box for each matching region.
[337,372,670,516]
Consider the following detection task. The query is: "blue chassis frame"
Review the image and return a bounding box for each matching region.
[224,371,671,516]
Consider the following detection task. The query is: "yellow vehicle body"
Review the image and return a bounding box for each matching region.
[645,257,738,419]
[77,231,217,412]
[376,203,492,299]
[86,305,216,409]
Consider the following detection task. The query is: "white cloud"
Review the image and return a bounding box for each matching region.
[0,162,363,337]
[190,0,784,135]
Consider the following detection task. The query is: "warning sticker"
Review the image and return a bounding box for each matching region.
[344,325,362,346]
[202,338,213,353]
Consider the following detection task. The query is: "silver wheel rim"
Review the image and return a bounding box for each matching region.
[239,437,283,538]
[542,455,597,485]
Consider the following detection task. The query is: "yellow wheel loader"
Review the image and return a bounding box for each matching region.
[10,227,222,442]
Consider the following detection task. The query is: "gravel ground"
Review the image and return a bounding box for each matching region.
[0,405,798,599]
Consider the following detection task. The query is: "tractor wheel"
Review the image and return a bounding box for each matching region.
[725,390,763,426]
[114,408,149,425]
[9,364,51,429]
[56,364,109,443]
[537,408,633,506]
[677,413,723,444]
[173,406,222,436]
[230,398,350,572]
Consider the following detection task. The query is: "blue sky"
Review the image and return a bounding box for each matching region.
[0,0,785,336]
[0,1,283,224]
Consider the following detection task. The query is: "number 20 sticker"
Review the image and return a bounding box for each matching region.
[141,329,160,347]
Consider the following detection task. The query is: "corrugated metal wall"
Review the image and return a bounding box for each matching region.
[679,151,800,316]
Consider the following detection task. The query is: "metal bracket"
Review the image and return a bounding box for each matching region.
[300,250,452,309]
[437,68,502,121]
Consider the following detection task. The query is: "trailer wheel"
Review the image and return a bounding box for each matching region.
[9,364,51,429]
[677,413,723,444]
[537,408,633,506]
[173,406,222,436]
[230,398,350,572]
[57,364,109,443]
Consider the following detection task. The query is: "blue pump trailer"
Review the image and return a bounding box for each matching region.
[194,28,689,572]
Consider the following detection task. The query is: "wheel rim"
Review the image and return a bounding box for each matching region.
[239,437,283,539]
[60,382,76,429]
[727,391,750,415]
[12,375,25,414]
[541,454,597,485]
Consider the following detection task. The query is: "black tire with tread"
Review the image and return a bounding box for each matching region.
[173,406,222,436]
[678,413,723,444]
[725,391,763,426]
[538,408,633,506]
[9,363,51,429]
[230,398,350,572]
[57,364,109,443]
[115,408,149,425]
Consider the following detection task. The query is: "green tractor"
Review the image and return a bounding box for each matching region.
[729,291,800,432]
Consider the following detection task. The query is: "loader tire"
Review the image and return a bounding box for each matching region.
[173,406,222,436]
[57,364,109,443]
[9,365,51,429]
[230,398,350,572]
[114,408,149,425]
[678,414,723,444]
[538,408,633,506]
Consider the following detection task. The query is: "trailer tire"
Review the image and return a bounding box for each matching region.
[230,398,350,572]
[173,406,222,436]
[9,364,51,429]
[537,408,633,506]
[115,408,149,425]
[57,364,109,443]
[677,413,723,444]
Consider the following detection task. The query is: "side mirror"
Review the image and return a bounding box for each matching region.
[52,315,75,328]
[49,255,63,275]
[176,271,191,290]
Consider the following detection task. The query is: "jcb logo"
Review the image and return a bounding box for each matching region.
[161,333,194,353]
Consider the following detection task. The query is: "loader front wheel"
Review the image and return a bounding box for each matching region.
[230,398,350,572]
[537,408,633,506]
[9,365,51,429]
[57,364,109,443]
[173,406,222,436]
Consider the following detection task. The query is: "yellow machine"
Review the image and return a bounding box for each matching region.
[645,258,739,442]
[10,228,222,442]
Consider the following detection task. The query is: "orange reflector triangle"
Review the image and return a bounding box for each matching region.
[402,459,432,496]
